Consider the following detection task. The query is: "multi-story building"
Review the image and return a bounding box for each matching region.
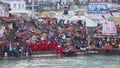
[88,0,119,12]
[88,0,120,4]
[73,0,119,5]
[25,0,39,11]
[1,0,31,16]
[0,1,10,17]
[25,0,54,11]
[74,0,88,6]
[88,0,110,3]
[25,0,73,11]
[118,0,120,5]
[0,1,13,37]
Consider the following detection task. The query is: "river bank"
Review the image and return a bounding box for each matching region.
[0,50,96,60]
[0,54,120,68]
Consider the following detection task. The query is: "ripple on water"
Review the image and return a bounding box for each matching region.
[0,55,120,68]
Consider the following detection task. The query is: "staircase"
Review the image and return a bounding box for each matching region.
[32,50,56,55]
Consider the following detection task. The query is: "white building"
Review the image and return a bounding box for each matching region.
[1,0,32,16]
[0,3,9,17]
[36,0,73,4]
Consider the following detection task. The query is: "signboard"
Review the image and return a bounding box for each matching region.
[0,6,9,17]
[75,9,87,16]
[87,4,108,13]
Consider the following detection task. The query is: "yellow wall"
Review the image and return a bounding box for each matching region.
[114,18,120,24]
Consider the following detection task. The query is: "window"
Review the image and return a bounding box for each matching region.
[14,4,16,8]
[96,0,102,2]
[29,0,32,2]
[102,0,108,2]
[19,4,21,9]
[34,0,38,2]
[108,0,112,2]
[22,4,24,8]
[90,0,95,2]
[115,0,118,2]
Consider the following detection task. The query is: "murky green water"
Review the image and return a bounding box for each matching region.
[0,55,120,68]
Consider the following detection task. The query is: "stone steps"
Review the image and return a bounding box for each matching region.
[32,50,56,55]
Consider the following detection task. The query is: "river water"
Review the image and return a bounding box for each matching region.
[0,55,120,68]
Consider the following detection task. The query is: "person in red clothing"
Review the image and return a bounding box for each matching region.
[81,27,87,37]
[59,45,63,56]
[49,40,56,50]
[27,42,32,51]
[31,43,35,52]
[41,40,46,51]
[55,45,59,55]
[44,40,49,51]
[36,41,41,51]
[55,42,63,56]
[47,20,51,26]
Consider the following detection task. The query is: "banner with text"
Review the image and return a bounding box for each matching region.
[87,4,108,14]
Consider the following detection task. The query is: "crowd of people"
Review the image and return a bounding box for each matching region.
[0,17,120,58]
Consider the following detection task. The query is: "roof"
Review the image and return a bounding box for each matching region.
[0,17,15,23]
[0,1,9,5]
[0,14,16,23]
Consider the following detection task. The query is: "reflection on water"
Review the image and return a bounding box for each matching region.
[0,55,120,68]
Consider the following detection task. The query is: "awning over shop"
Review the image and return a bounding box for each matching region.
[0,14,16,23]
[0,17,15,22]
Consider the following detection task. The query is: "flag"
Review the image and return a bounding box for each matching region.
[102,14,105,19]
[110,11,113,16]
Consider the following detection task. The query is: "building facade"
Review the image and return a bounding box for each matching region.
[88,0,119,11]
[24,0,74,11]
[88,0,119,3]
[0,1,9,17]
[73,0,119,5]
[1,0,31,16]
[25,0,39,11]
